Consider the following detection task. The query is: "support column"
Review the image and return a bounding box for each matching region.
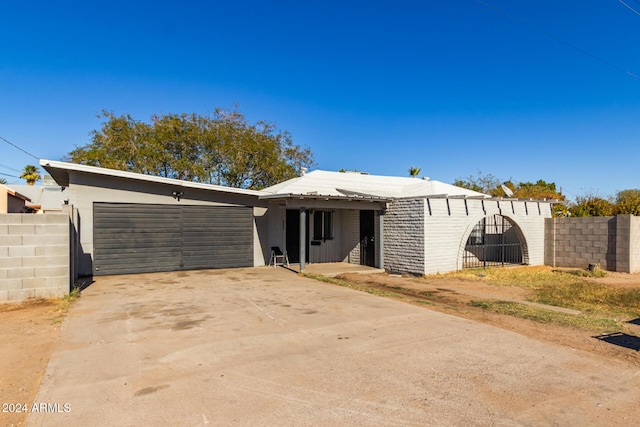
[299,207,306,272]
[378,210,385,270]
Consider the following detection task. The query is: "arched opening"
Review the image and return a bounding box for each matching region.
[463,214,524,268]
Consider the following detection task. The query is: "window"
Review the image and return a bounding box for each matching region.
[313,210,334,241]
[468,218,485,246]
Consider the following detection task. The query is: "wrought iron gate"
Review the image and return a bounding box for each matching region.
[463,215,523,268]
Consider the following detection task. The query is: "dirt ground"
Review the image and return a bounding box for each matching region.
[0,300,61,427]
[335,270,640,368]
[2,270,640,426]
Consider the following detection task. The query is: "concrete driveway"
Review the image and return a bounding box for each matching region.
[29,268,639,426]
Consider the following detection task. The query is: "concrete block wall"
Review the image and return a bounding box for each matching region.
[383,199,425,275]
[544,216,615,270]
[424,198,549,275]
[544,215,640,273]
[0,214,70,302]
[631,215,640,273]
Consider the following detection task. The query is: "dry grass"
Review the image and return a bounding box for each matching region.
[309,266,640,333]
[50,287,82,323]
[443,265,640,322]
[440,265,582,289]
[470,300,621,331]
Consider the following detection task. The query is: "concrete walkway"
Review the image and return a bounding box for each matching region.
[284,262,385,277]
[29,267,640,426]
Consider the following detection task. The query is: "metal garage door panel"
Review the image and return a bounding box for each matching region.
[93,203,253,275]
[94,203,183,275]
[181,206,253,269]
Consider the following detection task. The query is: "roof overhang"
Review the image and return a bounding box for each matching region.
[40,159,264,197]
[395,194,560,203]
[260,193,391,211]
[259,192,393,203]
[1,184,31,202]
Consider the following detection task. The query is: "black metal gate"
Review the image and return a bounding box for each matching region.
[463,215,523,268]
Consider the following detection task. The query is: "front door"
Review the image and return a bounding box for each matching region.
[286,209,309,263]
[360,210,375,267]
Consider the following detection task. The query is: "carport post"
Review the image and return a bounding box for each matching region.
[300,207,306,272]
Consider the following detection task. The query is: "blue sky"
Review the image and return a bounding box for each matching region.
[1,0,639,200]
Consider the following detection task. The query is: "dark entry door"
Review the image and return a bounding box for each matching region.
[286,209,309,263]
[360,210,375,267]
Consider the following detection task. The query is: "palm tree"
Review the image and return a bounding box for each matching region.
[20,165,41,186]
[0,177,7,185]
[408,166,421,177]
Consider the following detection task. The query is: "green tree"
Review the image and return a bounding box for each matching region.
[453,170,502,195]
[0,177,7,185]
[569,195,616,217]
[20,165,41,186]
[454,172,566,216]
[512,180,564,200]
[408,166,421,177]
[615,189,640,216]
[454,172,565,200]
[67,109,315,190]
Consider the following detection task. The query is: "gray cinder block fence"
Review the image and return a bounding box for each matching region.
[544,214,640,273]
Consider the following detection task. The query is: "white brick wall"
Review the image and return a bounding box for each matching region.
[383,199,425,275]
[0,214,70,301]
[384,198,551,275]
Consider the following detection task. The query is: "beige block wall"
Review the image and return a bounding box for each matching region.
[0,214,70,302]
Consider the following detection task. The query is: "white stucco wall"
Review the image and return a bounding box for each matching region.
[384,197,552,275]
[426,198,549,274]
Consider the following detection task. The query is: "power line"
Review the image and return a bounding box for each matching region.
[473,0,640,80]
[0,163,21,173]
[0,171,20,179]
[0,135,40,160]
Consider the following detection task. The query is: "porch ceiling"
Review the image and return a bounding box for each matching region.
[259,192,391,210]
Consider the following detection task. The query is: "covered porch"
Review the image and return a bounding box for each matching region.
[260,193,390,272]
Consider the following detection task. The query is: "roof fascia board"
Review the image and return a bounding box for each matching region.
[283,198,388,211]
[259,193,393,203]
[40,159,263,197]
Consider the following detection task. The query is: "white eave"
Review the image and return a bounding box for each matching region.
[259,192,393,203]
[40,159,264,197]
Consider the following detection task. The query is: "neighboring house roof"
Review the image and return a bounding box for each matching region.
[9,184,67,210]
[260,170,488,200]
[0,184,31,202]
[40,159,264,197]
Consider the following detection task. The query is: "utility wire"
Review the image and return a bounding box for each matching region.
[618,0,640,16]
[474,0,640,80]
[0,171,20,179]
[0,162,21,173]
[0,135,40,160]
